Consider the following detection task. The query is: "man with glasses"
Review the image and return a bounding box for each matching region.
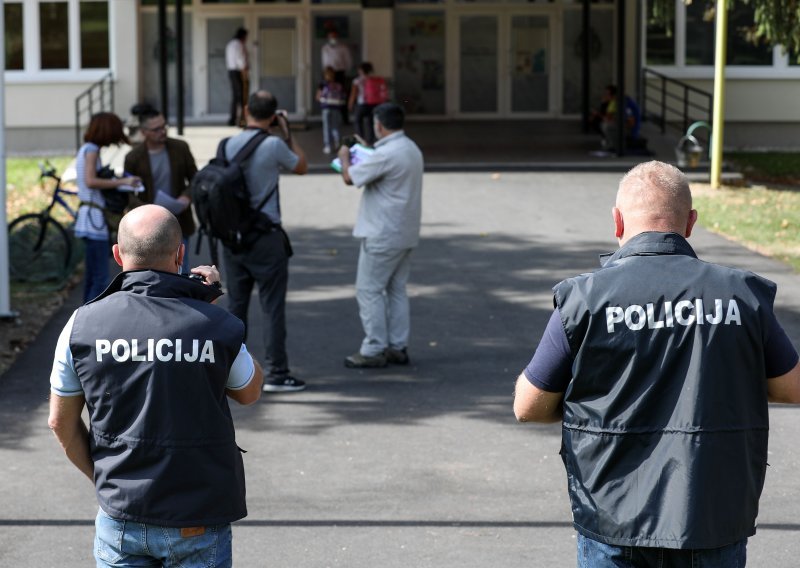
[125,108,198,273]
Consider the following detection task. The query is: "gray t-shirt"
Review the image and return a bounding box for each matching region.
[224,130,299,225]
[148,148,171,194]
[348,130,424,250]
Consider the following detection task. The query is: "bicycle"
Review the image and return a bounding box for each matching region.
[7,161,79,285]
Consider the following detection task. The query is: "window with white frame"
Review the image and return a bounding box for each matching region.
[646,0,780,71]
[5,0,110,73]
[4,2,25,70]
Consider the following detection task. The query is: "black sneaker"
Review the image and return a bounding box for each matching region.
[262,376,306,393]
[384,347,409,365]
[344,352,388,368]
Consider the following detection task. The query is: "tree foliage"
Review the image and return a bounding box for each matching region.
[650,0,800,57]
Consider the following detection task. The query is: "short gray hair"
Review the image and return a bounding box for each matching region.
[617,161,692,222]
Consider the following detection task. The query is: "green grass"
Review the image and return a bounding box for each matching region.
[5,156,75,223]
[693,183,800,272]
[726,152,800,181]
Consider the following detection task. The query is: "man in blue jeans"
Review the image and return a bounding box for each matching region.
[514,161,800,567]
[48,205,263,567]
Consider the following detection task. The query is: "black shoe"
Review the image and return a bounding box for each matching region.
[384,347,409,365]
[344,352,387,368]
[262,376,306,393]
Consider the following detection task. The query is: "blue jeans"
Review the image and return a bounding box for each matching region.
[321,107,342,149]
[95,508,232,567]
[83,237,110,303]
[577,534,747,568]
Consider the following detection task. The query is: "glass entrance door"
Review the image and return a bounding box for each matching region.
[458,12,552,116]
[256,17,299,113]
[510,15,549,113]
[459,15,498,113]
[207,18,245,116]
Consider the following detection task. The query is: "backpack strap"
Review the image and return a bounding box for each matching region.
[229,129,270,165]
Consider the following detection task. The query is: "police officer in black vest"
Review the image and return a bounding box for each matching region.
[49,204,263,567]
[514,161,800,567]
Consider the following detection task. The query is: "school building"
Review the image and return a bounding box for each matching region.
[3,0,799,153]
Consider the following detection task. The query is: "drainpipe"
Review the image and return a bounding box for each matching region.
[0,6,15,318]
[710,0,727,188]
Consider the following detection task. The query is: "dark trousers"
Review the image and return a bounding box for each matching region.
[354,103,377,144]
[222,229,290,378]
[83,237,110,303]
[334,70,349,124]
[577,534,747,568]
[228,70,244,126]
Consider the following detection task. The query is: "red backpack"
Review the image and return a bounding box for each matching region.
[363,76,388,105]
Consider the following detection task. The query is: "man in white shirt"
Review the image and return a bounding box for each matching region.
[226,28,249,126]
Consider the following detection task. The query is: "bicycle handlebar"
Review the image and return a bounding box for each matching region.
[38,160,58,179]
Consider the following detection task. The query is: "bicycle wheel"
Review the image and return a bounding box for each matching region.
[8,213,72,284]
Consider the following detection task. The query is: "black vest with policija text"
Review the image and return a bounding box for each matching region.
[69,270,247,527]
[554,232,776,549]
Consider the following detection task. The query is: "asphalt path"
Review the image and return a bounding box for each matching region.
[1,171,799,567]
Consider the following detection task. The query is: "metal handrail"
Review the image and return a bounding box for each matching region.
[74,71,115,151]
[641,68,713,142]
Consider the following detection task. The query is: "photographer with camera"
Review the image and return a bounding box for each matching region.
[337,103,423,368]
[49,204,263,566]
[220,90,308,392]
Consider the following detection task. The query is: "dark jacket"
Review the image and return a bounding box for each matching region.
[124,138,198,237]
[554,232,775,549]
[70,270,248,527]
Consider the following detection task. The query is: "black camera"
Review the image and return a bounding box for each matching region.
[341,136,357,148]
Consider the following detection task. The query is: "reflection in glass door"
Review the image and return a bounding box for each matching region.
[459,16,498,113]
[511,16,549,112]
[207,18,245,115]
[257,18,298,113]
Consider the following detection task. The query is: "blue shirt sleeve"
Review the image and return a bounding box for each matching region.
[523,308,573,393]
[765,316,799,378]
[272,137,299,172]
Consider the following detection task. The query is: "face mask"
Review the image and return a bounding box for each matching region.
[328,38,337,45]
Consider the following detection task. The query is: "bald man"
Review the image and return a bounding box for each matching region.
[513,161,800,566]
[49,205,262,567]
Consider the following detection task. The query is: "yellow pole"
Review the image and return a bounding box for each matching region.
[711,0,728,188]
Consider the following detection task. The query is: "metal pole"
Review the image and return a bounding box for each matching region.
[158,0,169,121]
[0,5,16,318]
[176,0,185,135]
[581,0,591,132]
[615,0,626,157]
[710,0,727,188]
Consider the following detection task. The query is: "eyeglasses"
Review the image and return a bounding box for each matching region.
[143,123,168,132]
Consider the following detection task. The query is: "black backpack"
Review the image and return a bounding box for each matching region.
[191,130,273,264]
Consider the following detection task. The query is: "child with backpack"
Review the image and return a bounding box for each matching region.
[348,62,388,145]
[316,66,346,154]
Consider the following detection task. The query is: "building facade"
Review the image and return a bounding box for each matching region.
[3,0,799,153]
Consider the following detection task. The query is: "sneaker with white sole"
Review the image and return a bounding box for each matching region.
[262,376,306,392]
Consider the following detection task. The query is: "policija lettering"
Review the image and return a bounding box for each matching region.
[95,339,215,363]
[606,299,741,333]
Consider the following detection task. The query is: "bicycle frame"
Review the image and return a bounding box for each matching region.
[38,161,78,221]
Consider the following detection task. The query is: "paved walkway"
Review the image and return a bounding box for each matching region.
[1,170,798,566]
